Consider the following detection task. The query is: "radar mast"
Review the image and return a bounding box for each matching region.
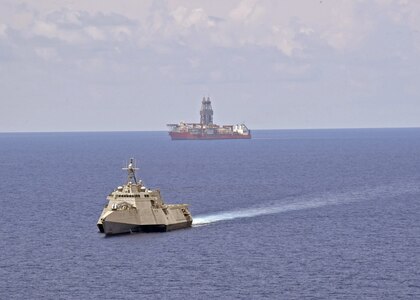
[123,158,138,184]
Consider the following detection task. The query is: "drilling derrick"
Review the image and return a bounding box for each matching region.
[200,97,213,126]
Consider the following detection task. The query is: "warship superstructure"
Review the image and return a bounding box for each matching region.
[97,159,193,235]
[167,97,251,140]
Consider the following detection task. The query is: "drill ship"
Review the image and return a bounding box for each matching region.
[167,97,251,140]
[97,159,193,235]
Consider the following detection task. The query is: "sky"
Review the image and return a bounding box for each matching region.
[1,0,420,132]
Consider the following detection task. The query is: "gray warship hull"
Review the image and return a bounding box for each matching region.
[98,220,192,235]
[97,202,193,236]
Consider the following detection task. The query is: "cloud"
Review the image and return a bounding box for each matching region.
[10,10,34,30]
[171,7,214,28]
[0,24,7,38]
[229,0,264,23]
[84,26,105,41]
[5,1,418,58]
[45,9,83,27]
[34,47,60,61]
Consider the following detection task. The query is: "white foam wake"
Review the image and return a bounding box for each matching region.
[192,182,419,226]
[193,198,340,225]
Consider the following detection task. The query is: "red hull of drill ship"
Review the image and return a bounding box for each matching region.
[169,131,252,140]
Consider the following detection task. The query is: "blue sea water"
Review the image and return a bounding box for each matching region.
[0,129,419,299]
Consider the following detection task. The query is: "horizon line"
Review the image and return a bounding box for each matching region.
[1,126,420,134]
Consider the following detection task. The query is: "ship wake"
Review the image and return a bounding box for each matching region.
[193,181,419,226]
[193,197,342,226]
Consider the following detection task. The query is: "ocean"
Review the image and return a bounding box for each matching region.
[0,129,419,299]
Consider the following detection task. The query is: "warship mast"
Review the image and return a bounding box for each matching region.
[123,158,138,184]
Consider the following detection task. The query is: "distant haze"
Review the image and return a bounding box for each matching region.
[1,0,420,132]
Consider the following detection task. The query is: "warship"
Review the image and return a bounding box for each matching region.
[167,97,251,140]
[97,159,193,235]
